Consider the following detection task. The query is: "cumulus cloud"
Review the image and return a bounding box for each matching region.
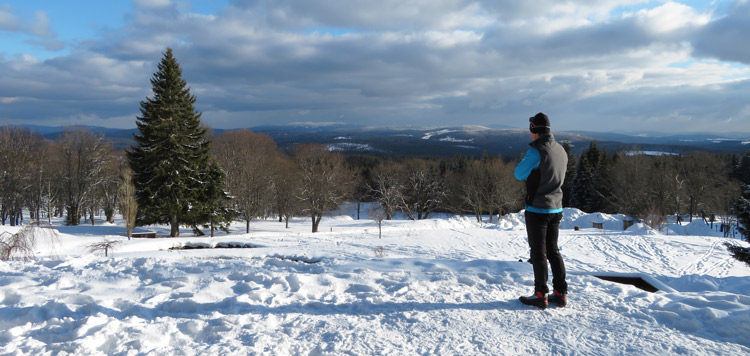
[0,0,749,132]
[692,0,750,64]
[0,5,55,37]
[627,1,709,34]
[228,0,493,31]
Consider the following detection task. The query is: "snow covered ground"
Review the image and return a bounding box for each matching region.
[1,206,749,355]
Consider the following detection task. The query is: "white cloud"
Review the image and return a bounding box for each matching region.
[1,0,749,133]
[134,0,173,9]
[229,0,493,31]
[692,0,750,64]
[0,96,20,104]
[628,1,709,34]
[0,5,21,30]
[0,6,54,37]
[28,11,54,37]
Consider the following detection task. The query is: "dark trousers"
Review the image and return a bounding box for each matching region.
[525,211,567,294]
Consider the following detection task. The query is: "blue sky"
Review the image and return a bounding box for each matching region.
[1,0,749,133]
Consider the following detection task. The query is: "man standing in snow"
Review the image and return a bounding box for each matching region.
[514,112,568,309]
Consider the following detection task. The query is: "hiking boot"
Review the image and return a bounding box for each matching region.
[519,292,548,310]
[548,290,567,308]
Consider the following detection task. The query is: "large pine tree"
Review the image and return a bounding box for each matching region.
[734,183,750,242]
[128,48,228,237]
[733,153,750,185]
[733,154,750,241]
[570,141,601,212]
[587,148,615,213]
[561,141,576,207]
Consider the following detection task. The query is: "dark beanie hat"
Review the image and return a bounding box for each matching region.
[529,112,550,134]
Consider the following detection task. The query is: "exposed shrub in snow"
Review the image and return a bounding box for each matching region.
[87,239,122,257]
[726,242,750,266]
[0,223,44,260]
[169,242,212,250]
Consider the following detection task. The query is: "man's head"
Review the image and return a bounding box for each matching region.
[529,112,550,135]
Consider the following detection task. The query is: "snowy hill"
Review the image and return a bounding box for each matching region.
[1,207,749,355]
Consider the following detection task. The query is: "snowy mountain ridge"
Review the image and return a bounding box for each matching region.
[10,124,750,157]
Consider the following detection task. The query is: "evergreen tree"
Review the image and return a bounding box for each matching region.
[127,48,228,237]
[192,161,235,237]
[733,153,750,185]
[569,156,591,211]
[570,142,601,212]
[561,141,576,207]
[588,149,616,213]
[730,154,739,176]
[733,183,750,242]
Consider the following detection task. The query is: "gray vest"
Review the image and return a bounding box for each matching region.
[525,134,568,210]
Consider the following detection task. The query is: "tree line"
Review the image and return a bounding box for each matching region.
[2,123,748,235]
[0,127,124,227]
[1,48,748,241]
[566,142,744,231]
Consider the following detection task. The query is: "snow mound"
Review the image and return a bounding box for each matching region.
[561,209,630,230]
[668,219,718,236]
[500,208,643,232]
[496,212,525,230]
[626,221,659,235]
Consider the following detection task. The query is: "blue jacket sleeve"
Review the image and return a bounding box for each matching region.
[514,147,540,181]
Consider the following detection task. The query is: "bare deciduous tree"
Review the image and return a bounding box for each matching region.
[26,139,57,224]
[683,152,728,222]
[292,144,351,233]
[55,128,113,226]
[118,168,138,239]
[96,152,125,224]
[271,156,302,229]
[87,239,122,257]
[400,158,446,220]
[214,130,280,233]
[0,127,42,226]
[454,159,494,222]
[369,204,387,239]
[487,157,523,221]
[610,151,736,226]
[610,152,652,220]
[370,161,405,220]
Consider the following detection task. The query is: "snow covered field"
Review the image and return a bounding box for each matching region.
[1,206,749,355]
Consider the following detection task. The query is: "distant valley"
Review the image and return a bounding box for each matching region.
[13,123,750,159]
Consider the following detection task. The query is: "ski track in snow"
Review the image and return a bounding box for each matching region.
[0,207,749,355]
[677,239,724,277]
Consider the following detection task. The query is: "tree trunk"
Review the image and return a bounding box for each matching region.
[246,220,250,234]
[66,204,80,225]
[105,207,115,224]
[47,184,52,224]
[312,213,321,233]
[170,214,179,237]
